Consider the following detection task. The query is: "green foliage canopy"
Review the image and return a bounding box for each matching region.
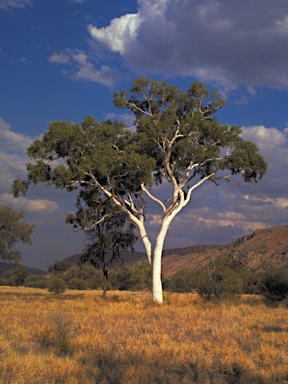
[14,79,267,223]
[114,79,267,188]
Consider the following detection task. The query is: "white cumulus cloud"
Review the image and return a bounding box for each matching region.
[87,0,288,90]
[0,193,59,214]
[88,13,141,55]
[48,49,121,88]
[241,125,288,187]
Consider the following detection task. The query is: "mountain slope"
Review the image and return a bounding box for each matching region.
[1,225,285,278]
[162,225,288,275]
[227,225,288,271]
[0,262,46,277]
[63,225,288,276]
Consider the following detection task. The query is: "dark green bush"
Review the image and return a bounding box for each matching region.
[67,278,87,290]
[241,271,264,295]
[163,270,198,293]
[110,262,151,291]
[262,268,288,302]
[24,275,48,289]
[129,261,151,291]
[64,265,103,290]
[2,267,29,287]
[48,277,66,294]
[194,254,244,301]
[109,266,133,290]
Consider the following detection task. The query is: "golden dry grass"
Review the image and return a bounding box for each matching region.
[0,287,288,383]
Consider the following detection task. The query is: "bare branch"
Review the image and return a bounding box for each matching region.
[186,173,215,202]
[141,184,167,213]
[127,102,152,117]
[84,213,111,231]
[222,176,264,197]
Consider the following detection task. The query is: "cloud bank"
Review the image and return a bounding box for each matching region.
[0,118,34,189]
[87,0,288,90]
[0,119,83,268]
[0,118,61,215]
[0,193,59,214]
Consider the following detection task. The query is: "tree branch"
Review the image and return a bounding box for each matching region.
[186,173,215,202]
[84,213,111,231]
[127,102,152,117]
[141,184,166,213]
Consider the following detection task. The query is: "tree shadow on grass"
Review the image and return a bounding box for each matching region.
[80,348,279,384]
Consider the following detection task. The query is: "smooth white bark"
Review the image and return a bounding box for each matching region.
[151,216,172,303]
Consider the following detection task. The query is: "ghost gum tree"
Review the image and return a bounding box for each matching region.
[13,78,267,303]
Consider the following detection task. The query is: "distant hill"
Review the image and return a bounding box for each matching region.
[0,262,46,277]
[63,225,288,276]
[162,225,288,276]
[1,225,285,279]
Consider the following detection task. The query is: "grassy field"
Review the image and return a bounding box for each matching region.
[0,287,288,384]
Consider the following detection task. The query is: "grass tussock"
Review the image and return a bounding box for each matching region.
[0,287,288,383]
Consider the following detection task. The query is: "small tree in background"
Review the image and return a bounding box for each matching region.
[0,205,34,263]
[1,266,29,287]
[48,260,73,275]
[79,211,137,299]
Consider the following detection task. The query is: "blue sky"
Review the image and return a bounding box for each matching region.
[0,0,287,270]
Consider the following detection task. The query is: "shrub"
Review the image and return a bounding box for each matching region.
[110,262,151,291]
[64,265,103,289]
[67,278,87,290]
[242,271,264,294]
[24,274,48,289]
[262,268,288,302]
[35,313,74,356]
[194,254,244,301]
[48,277,66,294]
[130,261,151,291]
[110,266,133,290]
[163,270,198,293]
[2,266,29,287]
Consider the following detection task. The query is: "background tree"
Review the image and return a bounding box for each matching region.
[78,211,137,299]
[1,266,29,287]
[13,78,267,303]
[0,205,34,262]
[48,260,73,275]
[66,188,137,297]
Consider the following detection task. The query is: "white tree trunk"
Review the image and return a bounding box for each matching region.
[151,217,172,303]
